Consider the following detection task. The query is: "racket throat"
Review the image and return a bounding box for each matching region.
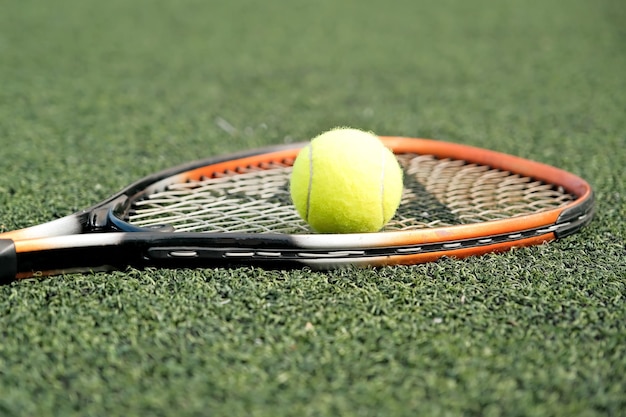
[90,195,176,233]
[89,195,129,230]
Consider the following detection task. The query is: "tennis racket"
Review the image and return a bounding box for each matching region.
[0,137,594,283]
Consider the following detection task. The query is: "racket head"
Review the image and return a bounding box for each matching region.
[108,137,593,260]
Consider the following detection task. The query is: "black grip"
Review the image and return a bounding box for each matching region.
[0,239,17,284]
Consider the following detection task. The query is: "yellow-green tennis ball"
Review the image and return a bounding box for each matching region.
[290,128,403,233]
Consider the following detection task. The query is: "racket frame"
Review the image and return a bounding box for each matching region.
[0,137,594,282]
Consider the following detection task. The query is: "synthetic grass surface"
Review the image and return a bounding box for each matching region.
[1,0,625,416]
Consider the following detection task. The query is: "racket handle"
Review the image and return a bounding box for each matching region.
[0,240,17,284]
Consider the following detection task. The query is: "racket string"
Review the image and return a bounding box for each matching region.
[126,154,575,234]
[399,154,574,223]
[130,163,310,233]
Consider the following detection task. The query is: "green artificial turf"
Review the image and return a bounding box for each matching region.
[1,0,625,416]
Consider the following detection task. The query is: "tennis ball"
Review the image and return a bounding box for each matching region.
[290,128,403,233]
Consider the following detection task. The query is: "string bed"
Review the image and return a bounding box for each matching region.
[127,154,575,234]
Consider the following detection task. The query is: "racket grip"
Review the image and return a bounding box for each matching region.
[0,239,17,284]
